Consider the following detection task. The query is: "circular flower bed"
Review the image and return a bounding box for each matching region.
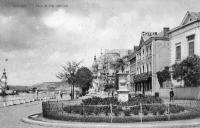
[42,95,198,123]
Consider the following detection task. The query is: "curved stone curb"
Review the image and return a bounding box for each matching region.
[21,114,200,128]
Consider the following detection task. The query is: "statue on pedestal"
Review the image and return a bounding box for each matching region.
[0,68,8,95]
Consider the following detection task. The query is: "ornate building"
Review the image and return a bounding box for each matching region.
[133,28,170,95]
[91,49,132,93]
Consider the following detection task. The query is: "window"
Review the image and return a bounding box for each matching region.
[143,65,144,73]
[176,45,181,60]
[189,42,194,56]
[146,64,149,72]
[149,63,151,71]
[187,35,195,41]
[187,35,195,56]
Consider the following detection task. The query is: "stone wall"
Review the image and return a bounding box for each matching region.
[174,87,200,100]
[159,87,200,100]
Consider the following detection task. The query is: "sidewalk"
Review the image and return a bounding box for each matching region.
[22,113,200,128]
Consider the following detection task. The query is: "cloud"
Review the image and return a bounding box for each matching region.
[1,0,200,85]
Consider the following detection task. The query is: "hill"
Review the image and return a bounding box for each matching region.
[32,81,71,91]
[8,85,33,92]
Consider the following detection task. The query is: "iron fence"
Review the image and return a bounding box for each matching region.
[42,99,200,123]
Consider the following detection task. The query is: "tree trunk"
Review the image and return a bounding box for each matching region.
[72,82,75,99]
[71,84,73,100]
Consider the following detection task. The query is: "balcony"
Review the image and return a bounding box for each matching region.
[133,72,152,82]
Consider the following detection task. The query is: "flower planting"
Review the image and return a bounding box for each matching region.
[63,96,185,117]
[42,96,195,123]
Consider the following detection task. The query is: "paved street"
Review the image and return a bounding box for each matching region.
[0,101,47,128]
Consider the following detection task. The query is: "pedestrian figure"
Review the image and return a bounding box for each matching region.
[170,88,174,102]
[60,91,63,99]
[36,90,38,100]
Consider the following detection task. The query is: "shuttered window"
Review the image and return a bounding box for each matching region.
[187,35,195,56]
[189,41,194,56]
[176,45,181,60]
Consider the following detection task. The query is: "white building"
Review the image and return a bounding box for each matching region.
[168,11,200,87]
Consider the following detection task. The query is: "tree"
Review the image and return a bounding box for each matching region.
[76,67,93,96]
[172,55,200,87]
[56,61,81,100]
[111,58,127,73]
[157,66,171,88]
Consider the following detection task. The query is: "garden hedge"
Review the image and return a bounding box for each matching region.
[42,96,199,123]
[43,110,200,123]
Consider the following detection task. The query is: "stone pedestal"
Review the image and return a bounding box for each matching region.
[117,73,130,102]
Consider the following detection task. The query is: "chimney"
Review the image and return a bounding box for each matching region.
[163,27,170,37]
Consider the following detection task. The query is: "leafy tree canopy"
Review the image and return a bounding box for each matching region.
[172,55,200,87]
[56,61,81,84]
[157,66,171,87]
[76,67,93,95]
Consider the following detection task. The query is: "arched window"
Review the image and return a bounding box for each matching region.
[143,65,144,73]
[147,63,149,72]
[149,63,151,71]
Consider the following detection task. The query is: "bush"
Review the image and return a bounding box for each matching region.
[169,104,185,113]
[84,106,95,115]
[93,106,101,115]
[124,109,131,116]
[112,106,122,116]
[142,109,148,115]
[150,105,158,115]
[102,106,110,115]
[82,97,102,105]
[71,105,83,114]
[44,110,198,123]
[82,96,119,105]
[63,106,72,113]
[127,95,162,106]
[130,106,140,115]
[158,105,166,115]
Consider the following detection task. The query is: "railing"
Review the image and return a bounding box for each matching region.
[42,100,199,123]
[0,95,56,108]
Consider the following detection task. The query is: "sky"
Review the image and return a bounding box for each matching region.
[0,0,200,86]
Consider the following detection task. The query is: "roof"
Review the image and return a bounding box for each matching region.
[190,12,200,19]
[168,11,200,34]
[128,51,136,61]
[137,30,168,51]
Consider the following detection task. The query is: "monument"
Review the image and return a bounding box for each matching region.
[0,68,8,95]
[117,72,130,102]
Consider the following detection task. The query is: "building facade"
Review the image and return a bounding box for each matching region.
[169,11,200,87]
[133,28,170,95]
[92,49,132,93]
[128,47,138,92]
